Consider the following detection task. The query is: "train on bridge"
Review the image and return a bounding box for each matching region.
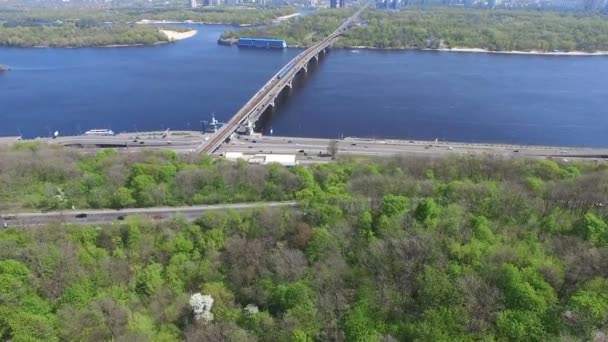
[277,61,296,79]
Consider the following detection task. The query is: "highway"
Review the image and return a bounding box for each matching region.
[196,3,371,155]
[1,201,297,227]
[0,131,208,153]
[219,135,608,161]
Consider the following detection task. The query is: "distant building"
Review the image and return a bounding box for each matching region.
[339,0,346,6]
[224,153,298,167]
[330,0,337,7]
[582,0,603,9]
[190,0,197,7]
[539,0,583,9]
[376,0,401,8]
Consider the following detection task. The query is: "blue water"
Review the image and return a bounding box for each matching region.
[1,24,608,147]
[0,25,298,137]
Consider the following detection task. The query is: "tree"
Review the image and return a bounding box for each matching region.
[415,198,440,225]
[578,212,608,245]
[190,293,215,322]
[135,263,164,297]
[342,301,379,342]
[111,187,136,208]
[380,194,409,218]
[567,277,608,334]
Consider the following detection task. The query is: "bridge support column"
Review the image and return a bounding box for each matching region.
[303,65,308,73]
[270,100,275,108]
[314,54,319,62]
[287,79,293,89]
[247,120,254,135]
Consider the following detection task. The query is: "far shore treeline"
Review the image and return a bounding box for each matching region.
[0,7,295,47]
[224,8,608,53]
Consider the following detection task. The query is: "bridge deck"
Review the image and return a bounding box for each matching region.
[196,3,370,155]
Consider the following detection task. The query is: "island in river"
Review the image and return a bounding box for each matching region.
[0,24,196,48]
[223,8,608,55]
[0,7,293,48]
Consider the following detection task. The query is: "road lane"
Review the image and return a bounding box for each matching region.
[218,135,608,161]
[1,201,297,227]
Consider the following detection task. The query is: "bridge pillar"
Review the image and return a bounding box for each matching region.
[247,120,254,135]
[303,65,308,73]
[270,100,275,107]
[287,79,293,89]
[314,54,319,62]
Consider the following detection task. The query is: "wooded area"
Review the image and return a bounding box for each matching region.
[2,146,608,340]
[0,7,295,26]
[0,23,169,47]
[0,7,294,47]
[225,8,608,52]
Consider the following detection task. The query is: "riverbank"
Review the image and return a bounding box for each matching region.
[160,29,198,42]
[0,24,172,48]
[445,47,608,56]
[138,19,253,27]
[329,45,608,56]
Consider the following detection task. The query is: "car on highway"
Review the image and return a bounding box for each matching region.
[75,213,88,218]
[117,215,126,221]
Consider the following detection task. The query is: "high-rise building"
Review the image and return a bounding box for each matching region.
[339,0,345,6]
[330,0,337,7]
[190,0,197,8]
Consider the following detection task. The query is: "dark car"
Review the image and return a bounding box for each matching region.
[117,215,126,221]
[75,213,88,218]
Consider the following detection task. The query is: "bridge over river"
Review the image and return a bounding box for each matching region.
[196,3,371,155]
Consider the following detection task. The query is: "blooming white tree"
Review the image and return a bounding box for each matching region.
[244,304,259,315]
[189,293,214,322]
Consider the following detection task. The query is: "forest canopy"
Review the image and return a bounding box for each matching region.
[0,23,170,47]
[0,7,295,47]
[225,8,608,52]
[0,7,296,26]
[2,147,608,340]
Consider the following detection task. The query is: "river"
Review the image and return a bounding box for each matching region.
[1,24,607,147]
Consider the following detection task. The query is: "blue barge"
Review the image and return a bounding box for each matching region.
[238,38,287,49]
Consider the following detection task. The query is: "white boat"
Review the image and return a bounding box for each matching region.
[84,129,115,136]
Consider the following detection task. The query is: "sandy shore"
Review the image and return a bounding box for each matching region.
[160,29,198,42]
[274,13,301,22]
[442,47,608,56]
[345,45,608,56]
